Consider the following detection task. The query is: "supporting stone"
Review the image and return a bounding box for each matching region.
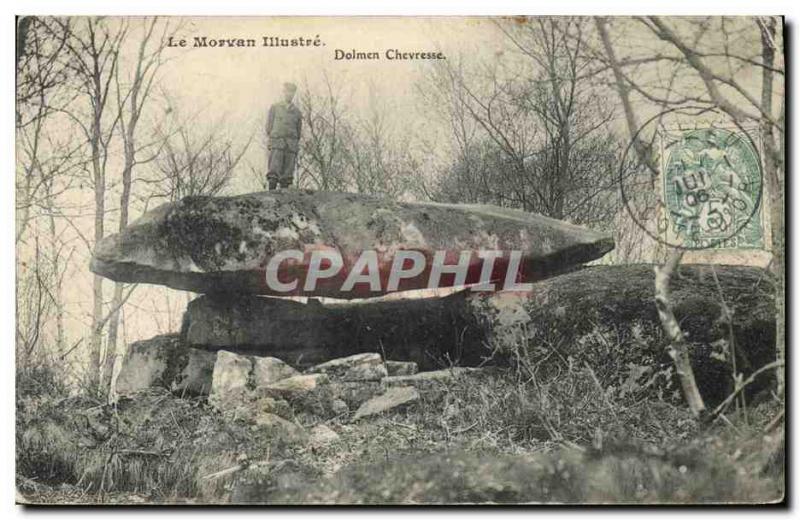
[182,290,488,370]
[181,265,775,406]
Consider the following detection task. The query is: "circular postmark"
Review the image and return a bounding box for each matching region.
[620,114,764,251]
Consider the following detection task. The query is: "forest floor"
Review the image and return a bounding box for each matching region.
[16,365,784,505]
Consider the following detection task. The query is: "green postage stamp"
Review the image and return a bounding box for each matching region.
[662,127,764,250]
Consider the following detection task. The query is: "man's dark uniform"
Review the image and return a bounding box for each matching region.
[266,99,302,188]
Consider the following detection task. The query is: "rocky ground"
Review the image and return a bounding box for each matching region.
[16,350,784,505]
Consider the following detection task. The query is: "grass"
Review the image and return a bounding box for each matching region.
[16,387,285,503]
[16,348,784,504]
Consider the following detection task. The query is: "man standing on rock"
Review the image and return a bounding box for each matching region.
[266,82,302,190]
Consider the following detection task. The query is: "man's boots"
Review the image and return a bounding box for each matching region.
[268,178,278,191]
[279,180,292,190]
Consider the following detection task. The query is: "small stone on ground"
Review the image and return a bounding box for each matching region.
[382,367,479,390]
[385,360,419,377]
[309,424,340,447]
[209,350,253,408]
[260,374,329,399]
[252,356,299,387]
[353,386,420,421]
[308,353,387,381]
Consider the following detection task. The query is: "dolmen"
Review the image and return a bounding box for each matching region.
[93,191,776,406]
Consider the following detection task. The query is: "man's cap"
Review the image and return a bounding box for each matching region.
[283,82,298,92]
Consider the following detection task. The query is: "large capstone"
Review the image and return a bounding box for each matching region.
[90,191,614,298]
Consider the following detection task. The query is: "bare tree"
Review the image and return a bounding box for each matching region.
[150,121,249,201]
[654,250,706,419]
[17,17,244,396]
[421,17,628,227]
[345,87,419,199]
[59,18,128,393]
[16,17,80,242]
[16,17,73,127]
[292,73,416,198]
[16,17,85,391]
[294,74,354,192]
[104,17,178,393]
[16,238,51,373]
[593,16,785,398]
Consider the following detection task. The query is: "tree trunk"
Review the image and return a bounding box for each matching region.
[760,17,784,399]
[90,114,105,392]
[103,125,135,394]
[103,144,133,392]
[654,251,707,419]
[46,184,65,355]
[103,22,152,394]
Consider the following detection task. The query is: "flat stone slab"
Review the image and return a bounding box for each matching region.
[90,190,614,298]
[327,381,383,409]
[116,334,215,397]
[307,353,387,381]
[382,368,480,389]
[353,386,420,421]
[181,290,488,369]
[260,374,329,399]
[386,361,419,377]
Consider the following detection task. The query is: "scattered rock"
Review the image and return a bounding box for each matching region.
[353,386,420,421]
[252,413,306,441]
[327,381,383,409]
[254,397,294,420]
[252,357,299,387]
[386,360,419,376]
[115,334,179,395]
[308,353,387,382]
[259,374,329,399]
[382,368,480,390]
[171,348,216,395]
[226,396,295,424]
[331,399,349,416]
[209,351,253,408]
[309,424,340,448]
